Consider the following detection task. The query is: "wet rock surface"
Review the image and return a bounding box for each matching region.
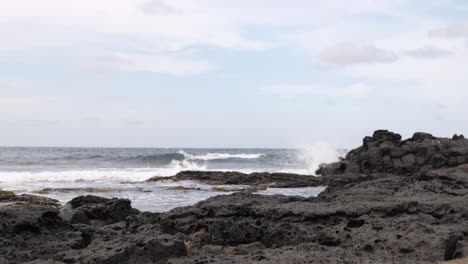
[147,170,323,188]
[2,130,468,263]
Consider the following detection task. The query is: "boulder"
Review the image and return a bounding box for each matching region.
[60,195,139,227]
[411,132,435,142]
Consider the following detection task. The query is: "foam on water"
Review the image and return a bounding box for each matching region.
[0,160,207,184]
[0,146,341,211]
[178,150,265,161]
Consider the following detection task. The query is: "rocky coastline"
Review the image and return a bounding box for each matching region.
[2,130,468,263]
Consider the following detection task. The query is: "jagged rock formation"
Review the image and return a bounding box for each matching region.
[317,130,468,175]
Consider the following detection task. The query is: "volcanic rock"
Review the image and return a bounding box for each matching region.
[147,171,324,188]
[317,130,468,175]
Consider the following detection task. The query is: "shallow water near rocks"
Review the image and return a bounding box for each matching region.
[12,182,326,212]
[0,147,334,211]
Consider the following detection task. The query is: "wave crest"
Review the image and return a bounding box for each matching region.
[178,150,265,161]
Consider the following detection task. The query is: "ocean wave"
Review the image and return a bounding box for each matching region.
[24,151,263,165]
[177,150,265,161]
[0,159,206,184]
[125,153,185,164]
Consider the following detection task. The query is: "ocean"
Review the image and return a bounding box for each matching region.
[0,146,341,211]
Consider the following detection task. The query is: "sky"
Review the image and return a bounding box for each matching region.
[1,0,468,148]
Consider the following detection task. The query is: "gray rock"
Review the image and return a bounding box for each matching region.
[59,195,139,227]
[402,154,416,169]
[318,130,468,176]
[411,132,435,142]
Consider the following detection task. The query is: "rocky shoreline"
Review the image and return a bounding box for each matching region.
[2,130,468,263]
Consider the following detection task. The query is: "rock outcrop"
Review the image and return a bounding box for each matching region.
[317,130,468,175]
[59,195,140,227]
[147,171,323,188]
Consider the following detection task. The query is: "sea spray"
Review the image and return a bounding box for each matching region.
[298,142,342,175]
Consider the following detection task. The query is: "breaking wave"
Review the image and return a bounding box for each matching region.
[0,160,207,184]
[177,150,265,161]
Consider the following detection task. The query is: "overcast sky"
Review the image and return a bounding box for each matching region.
[1,0,468,148]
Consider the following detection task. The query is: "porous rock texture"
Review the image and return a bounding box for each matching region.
[316,130,468,175]
[2,130,468,264]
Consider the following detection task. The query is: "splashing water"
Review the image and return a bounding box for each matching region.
[0,147,337,211]
[298,142,342,175]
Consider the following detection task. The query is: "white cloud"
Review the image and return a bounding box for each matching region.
[0,0,406,54]
[0,0,411,76]
[0,0,271,53]
[2,0,468,146]
[318,43,398,67]
[404,45,452,58]
[429,21,468,47]
[79,53,214,75]
[259,83,372,98]
[429,22,468,39]
[140,0,177,14]
[339,43,468,106]
[0,96,65,118]
[335,83,372,97]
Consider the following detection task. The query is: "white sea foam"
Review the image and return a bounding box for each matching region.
[257,186,327,197]
[297,142,342,175]
[0,159,207,184]
[178,150,265,161]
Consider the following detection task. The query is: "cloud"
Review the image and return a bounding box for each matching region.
[0,79,35,95]
[80,117,103,124]
[125,119,145,125]
[140,0,177,15]
[429,22,468,39]
[8,119,61,127]
[95,95,130,102]
[259,83,372,98]
[0,0,270,54]
[404,45,452,58]
[335,83,372,97]
[429,22,468,47]
[0,96,63,115]
[318,43,398,67]
[80,53,214,76]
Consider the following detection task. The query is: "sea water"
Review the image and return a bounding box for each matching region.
[0,146,341,212]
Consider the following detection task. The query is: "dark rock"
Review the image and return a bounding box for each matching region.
[70,233,187,264]
[444,234,462,261]
[365,130,402,145]
[60,195,139,227]
[411,132,435,142]
[69,195,110,208]
[148,171,324,188]
[23,260,65,264]
[347,219,365,228]
[316,161,347,175]
[318,130,468,175]
[382,155,393,168]
[430,153,447,169]
[401,154,416,171]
